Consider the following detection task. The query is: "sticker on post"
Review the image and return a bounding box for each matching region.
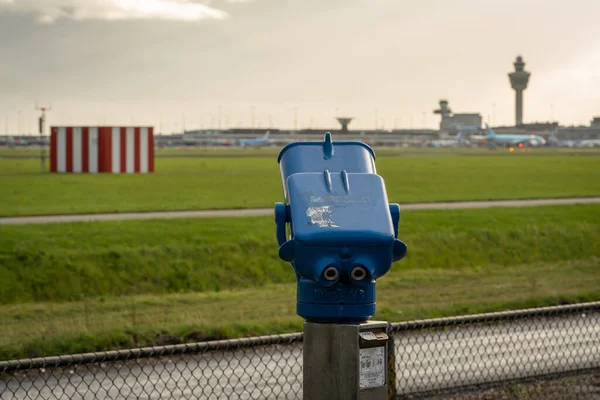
[359,332,378,341]
[359,346,385,389]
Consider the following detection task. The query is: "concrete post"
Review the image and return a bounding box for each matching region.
[303,321,389,400]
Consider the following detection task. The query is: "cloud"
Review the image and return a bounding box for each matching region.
[0,0,229,23]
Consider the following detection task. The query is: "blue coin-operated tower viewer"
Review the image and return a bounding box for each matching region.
[274,132,407,399]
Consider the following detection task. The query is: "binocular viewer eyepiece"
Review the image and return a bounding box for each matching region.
[275,132,407,324]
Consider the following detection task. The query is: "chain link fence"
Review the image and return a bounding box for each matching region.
[1,302,599,399]
[390,302,600,399]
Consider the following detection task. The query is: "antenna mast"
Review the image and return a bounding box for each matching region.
[35,103,52,173]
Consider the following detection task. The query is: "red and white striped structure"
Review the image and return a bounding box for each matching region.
[50,127,154,173]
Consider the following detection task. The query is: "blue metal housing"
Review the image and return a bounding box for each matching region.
[275,132,407,323]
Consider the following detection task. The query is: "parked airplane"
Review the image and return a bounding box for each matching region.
[578,139,600,148]
[467,134,488,146]
[485,124,546,147]
[425,132,466,148]
[1,136,29,148]
[547,133,579,148]
[239,132,271,148]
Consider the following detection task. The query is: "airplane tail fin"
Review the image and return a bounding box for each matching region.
[484,124,495,139]
[263,132,270,140]
[456,132,465,142]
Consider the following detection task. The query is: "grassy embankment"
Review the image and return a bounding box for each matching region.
[1,154,600,217]
[1,204,599,359]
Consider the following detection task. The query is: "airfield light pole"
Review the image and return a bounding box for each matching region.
[293,107,298,131]
[36,105,51,173]
[374,108,378,130]
[218,106,223,130]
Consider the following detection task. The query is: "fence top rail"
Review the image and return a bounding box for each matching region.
[389,301,600,332]
[0,332,303,373]
[2,301,599,373]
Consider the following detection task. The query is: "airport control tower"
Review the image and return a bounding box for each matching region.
[433,99,452,130]
[336,117,353,132]
[508,55,531,126]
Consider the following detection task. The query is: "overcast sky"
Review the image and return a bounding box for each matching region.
[1,0,599,133]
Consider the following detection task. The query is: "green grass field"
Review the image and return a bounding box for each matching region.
[1,148,599,359]
[1,153,600,217]
[1,204,599,359]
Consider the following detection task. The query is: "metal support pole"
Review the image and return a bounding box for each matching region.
[39,109,45,172]
[387,333,397,398]
[303,321,389,400]
[36,105,50,173]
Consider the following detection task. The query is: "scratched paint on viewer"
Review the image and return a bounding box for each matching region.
[306,206,340,228]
